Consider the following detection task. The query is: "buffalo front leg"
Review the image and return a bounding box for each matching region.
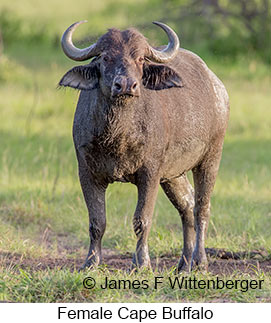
[191,145,224,271]
[78,164,108,270]
[132,174,160,269]
[161,174,195,272]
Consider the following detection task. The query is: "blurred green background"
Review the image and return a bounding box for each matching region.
[1,0,270,61]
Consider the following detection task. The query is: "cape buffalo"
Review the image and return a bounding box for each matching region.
[59,21,229,272]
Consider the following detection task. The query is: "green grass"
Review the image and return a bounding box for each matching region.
[0,269,271,302]
[0,1,271,302]
[1,267,270,303]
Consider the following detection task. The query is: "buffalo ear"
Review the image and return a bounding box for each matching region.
[142,63,183,90]
[58,63,99,90]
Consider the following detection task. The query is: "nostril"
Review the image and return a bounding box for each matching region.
[131,82,138,91]
[114,82,122,91]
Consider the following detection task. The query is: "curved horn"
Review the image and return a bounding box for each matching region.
[147,21,180,63]
[61,20,100,61]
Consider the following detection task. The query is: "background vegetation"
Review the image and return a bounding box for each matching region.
[0,0,270,302]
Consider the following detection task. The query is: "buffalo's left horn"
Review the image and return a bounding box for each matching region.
[147,21,180,63]
[61,20,100,61]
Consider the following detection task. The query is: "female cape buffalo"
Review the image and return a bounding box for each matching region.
[59,21,229,272]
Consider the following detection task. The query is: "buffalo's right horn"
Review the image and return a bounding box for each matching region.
[61,21,100,61]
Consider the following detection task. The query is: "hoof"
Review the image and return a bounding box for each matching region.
[79,261,97,272]
[191,252,208,272]
[176,255,192,273]
[79,251,101,271]
[130,254,152,273]
[191,262,208,272]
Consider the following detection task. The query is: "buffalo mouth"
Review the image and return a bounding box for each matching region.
[111,93,135,99]
[110,93,138,105]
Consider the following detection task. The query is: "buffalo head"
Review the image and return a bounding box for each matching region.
[59,21,183,101]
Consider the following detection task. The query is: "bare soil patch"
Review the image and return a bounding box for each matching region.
[1,248,271,275]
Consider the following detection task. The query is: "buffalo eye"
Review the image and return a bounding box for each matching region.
[137,56,145,65]
[103,55,110,62]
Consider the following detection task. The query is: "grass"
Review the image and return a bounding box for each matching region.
[1,267,270,303]
[0,1,271,302]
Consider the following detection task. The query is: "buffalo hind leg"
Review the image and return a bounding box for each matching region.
[78,158,108,270]
[191,143,223,271]
[132,173,160,269]
[161,174,195,272]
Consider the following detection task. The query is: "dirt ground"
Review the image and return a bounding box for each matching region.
[1,248,271,275]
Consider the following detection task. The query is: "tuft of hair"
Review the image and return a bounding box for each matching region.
[97,28,149,56]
